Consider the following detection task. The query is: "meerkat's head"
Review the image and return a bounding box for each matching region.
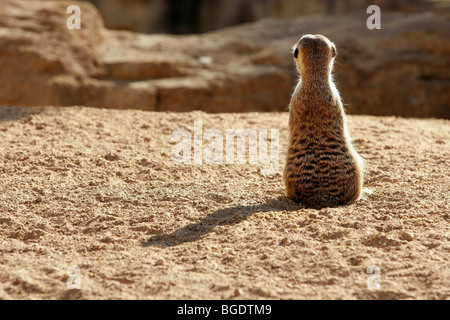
[293,34,337,76]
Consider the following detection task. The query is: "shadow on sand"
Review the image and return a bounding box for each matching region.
[142,197,301,248]
[0,105,44,123]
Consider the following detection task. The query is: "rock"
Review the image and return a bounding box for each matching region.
[260,253,269,260]
[401,231,414,241]
[154,258,165,266]
[0,1,449,118]
[249,287,274,298]
[0,1,104,103]
[88,0,437,34]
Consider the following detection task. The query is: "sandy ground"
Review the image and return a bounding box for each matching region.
[0,105,449,300]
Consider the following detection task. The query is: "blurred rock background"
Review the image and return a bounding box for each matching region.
[88,0,439,34]
[0,0,449,118]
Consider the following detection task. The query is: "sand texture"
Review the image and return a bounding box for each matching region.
[0,106,449,299]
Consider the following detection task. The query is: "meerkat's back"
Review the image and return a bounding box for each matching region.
[283,34,364,209]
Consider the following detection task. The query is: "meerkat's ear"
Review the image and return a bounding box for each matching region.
[293,45,299,59]
[331,44,337,58]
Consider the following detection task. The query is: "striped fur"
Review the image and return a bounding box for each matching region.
[284,35,364,209]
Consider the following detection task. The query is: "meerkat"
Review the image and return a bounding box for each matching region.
[283,34,364,209]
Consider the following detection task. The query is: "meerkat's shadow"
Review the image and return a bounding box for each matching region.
[141,196,300,248]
